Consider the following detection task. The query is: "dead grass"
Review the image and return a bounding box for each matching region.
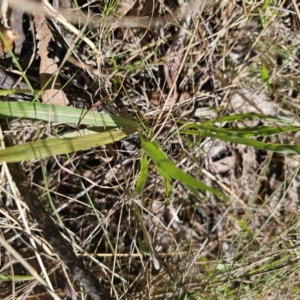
[1,0,300,299]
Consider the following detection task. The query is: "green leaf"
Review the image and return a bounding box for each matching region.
[0,273,35,282]
[135,152,149,195]
[200,113,300,126]
[181,125,300,138]
[0,102,137,128]
[0,127,137,162]
[140,134,228,200]
[182,128,300,155]
[261,64,270,87]
[262,0,272,10]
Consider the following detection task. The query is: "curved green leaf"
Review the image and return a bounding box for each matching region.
[0,102,137,128]
[183,129,300,155]
[140,134,228,201]
[0,127,137,162]
[200,113,300,126]
[181,125,300,138]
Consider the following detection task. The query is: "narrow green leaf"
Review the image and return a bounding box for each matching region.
[0,102,137,128]
[199,113,300,126]
[261,64,270,88]
[140,137,171,180]
[262,0,272,10]
[140,134,228,200]
[183,129,300,155]
[135,152,149,195]
[181,125,300,138]
[0,127,137,162]
[0,273,35,282]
